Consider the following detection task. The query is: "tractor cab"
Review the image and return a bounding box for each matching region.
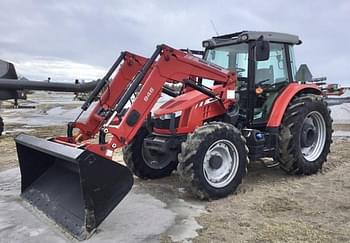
[202,31,301,127]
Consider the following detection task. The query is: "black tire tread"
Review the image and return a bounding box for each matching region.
[123,128,178,179]
[0,116,3,136]
[177,122,249,199]
[277,93,333,175]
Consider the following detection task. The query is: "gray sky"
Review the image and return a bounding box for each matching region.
[1,0,349,85]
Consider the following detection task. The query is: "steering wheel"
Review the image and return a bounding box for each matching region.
[256,79,271,87]
[234,67,246,73]
[256,79,289,92]
[256,79,278,95]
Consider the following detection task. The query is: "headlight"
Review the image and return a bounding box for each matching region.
[159,111,182,120]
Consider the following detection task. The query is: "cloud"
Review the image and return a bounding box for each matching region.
[1,0,349,85]
[13,56,106,81]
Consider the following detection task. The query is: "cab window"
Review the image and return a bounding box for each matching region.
[255,43,289,85]
[203,43,249,87]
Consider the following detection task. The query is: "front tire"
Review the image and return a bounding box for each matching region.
[123,127,178,179]
[277,94,333,175]
[178,122,248,199]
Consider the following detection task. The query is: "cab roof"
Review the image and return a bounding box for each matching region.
[203,31,301,48]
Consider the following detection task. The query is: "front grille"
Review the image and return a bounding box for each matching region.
[154,117,180,130]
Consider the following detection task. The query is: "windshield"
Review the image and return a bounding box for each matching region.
[205,43,249,78]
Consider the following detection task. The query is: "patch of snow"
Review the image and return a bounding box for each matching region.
[330,103,350,124]
[333,130,350,138]
[166,198,205,242]
[0,167,204,243]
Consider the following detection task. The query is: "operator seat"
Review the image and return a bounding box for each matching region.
[255,65,274,84]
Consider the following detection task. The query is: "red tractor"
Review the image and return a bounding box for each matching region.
[15,31,332,240]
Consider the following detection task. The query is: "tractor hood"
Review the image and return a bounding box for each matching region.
[154,88,209,117]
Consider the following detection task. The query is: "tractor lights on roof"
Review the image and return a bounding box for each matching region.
[203,33,250,49]
[202,41,211,48]
[240,34,249,42]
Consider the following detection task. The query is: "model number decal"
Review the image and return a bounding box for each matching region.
[144,87,154,102]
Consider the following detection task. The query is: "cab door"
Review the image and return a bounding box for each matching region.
[249,43,293,126]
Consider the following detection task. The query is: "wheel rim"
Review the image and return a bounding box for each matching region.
[141,144,172,170]
[300,111,326,162]
[203,139,239,188]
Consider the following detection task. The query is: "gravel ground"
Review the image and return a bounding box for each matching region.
[194,138,350,243]
[0,126,349,242]
[1,91,350,242]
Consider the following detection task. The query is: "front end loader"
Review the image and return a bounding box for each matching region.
[15,31,333,240]
[14,51,148,240]
[15,45,237,240]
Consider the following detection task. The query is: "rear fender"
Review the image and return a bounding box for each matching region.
[267,83,321,127]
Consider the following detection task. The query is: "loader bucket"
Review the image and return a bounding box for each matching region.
[15,134,133,240]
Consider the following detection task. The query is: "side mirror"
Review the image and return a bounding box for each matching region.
[255,40,270,61]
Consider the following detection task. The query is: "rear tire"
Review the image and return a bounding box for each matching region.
[178,122,248,199]
[123,127,178,179]
[277,94,333,175]
[0,116,3,136]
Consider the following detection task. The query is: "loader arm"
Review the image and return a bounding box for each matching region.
[84,44,236,158]
[71,52,148,140]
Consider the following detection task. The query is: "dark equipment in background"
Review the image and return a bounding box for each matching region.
[0,59,98,136]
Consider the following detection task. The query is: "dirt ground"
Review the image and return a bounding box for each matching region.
[0,125,66,172]
[194,137,350,243]
[0,126,350,242]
